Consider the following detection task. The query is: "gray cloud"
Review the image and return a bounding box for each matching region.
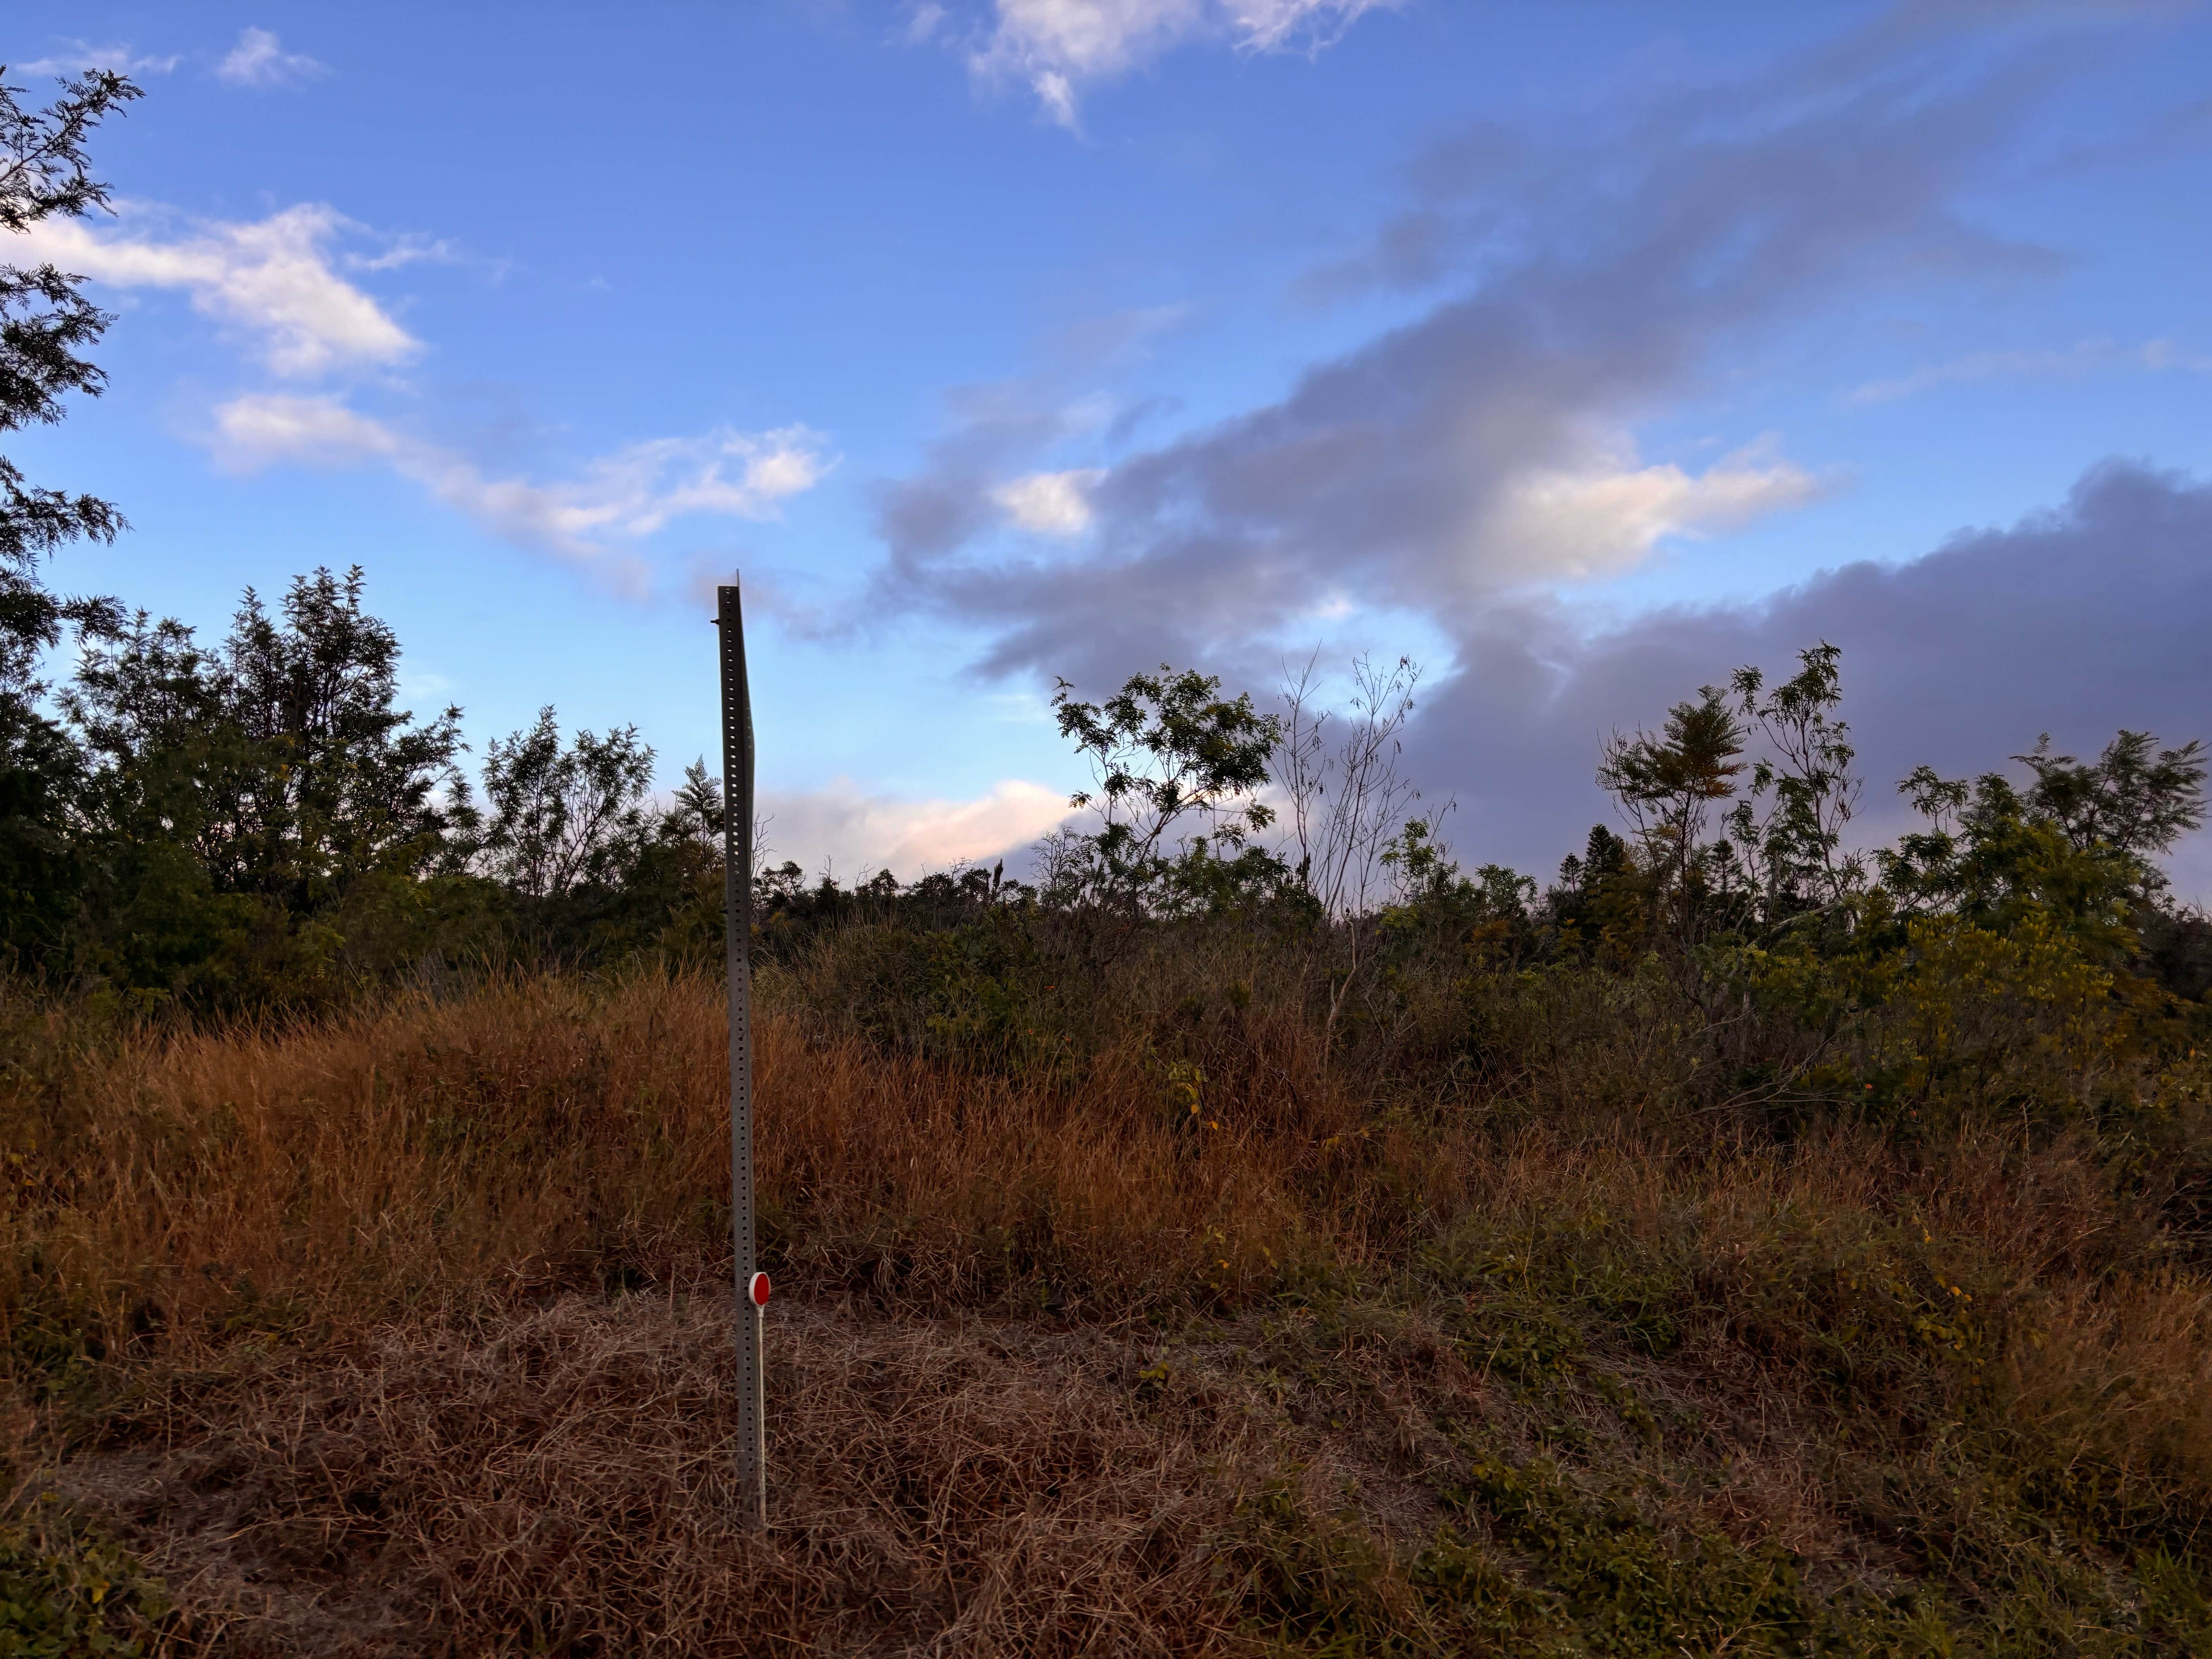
[862,6,2212,891]
[872,381,1092,567]
[876,5,2083,686]
[1412,462,2212,896]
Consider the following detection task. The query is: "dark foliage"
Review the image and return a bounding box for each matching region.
[0,66,139,692]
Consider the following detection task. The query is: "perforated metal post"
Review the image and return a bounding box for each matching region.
[716,582,765,1527]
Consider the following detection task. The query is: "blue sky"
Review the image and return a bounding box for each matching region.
[12,1,2212,886]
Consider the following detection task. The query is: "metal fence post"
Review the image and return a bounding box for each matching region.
[717,582,765,1527]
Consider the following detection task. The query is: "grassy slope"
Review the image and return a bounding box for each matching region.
[1,929,2209,1655]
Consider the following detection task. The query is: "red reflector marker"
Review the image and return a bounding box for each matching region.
[749,1271,771,1307]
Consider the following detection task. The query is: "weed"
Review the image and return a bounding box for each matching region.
[0,1500,168,1657]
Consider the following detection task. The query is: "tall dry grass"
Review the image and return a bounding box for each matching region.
[2,950,2209,1650]
[3,965,1368,1344]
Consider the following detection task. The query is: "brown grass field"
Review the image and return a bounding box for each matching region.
[3,939,2210,1653]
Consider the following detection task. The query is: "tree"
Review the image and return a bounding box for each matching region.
[220,568,469,903]
[1050,665,1280,910]
[663,754,778,892]
[1274,653,1421,918]
[1549,824,1646,963]
[0,689,84,961]
[480,708,655,900]
[59,572,476,998]
[61,613,255,994]
[1723,642,1865,921]
[1598,647,1877,948]
[1596,684,1746,947]
[1,66,140,696]
[0,66,141,962]
[668,758,724,842]
[1879,729,2206,954]
[1274,653,1427,1044]
[69,568,469,908]
[2016,730,2206,868]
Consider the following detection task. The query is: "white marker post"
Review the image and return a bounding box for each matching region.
[717,583,766,1528]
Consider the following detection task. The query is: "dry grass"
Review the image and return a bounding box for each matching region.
[3,968,1356,1341]
[3,958,2210,1651]
[65,1295,1269,1657]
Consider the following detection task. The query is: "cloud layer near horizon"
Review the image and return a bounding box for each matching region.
[1409,460,2212,894]
[758,776,1074,878]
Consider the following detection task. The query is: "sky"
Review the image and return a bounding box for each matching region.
[10,0,2212,891]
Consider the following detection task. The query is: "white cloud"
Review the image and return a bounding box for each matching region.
[759,778,1075,877]
[976,0,1393,126]
[345,234,459,273]
[216,27,326,88]
[1477,443,1830,584]
[1848,337,2212,405]
[18,203,417,378]
[2140,339,2212,373]
[208,392,392,467]
[206,393,833,587]
[16,184,823,598]
[993,468,1104,534]
[17,41,179,76]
